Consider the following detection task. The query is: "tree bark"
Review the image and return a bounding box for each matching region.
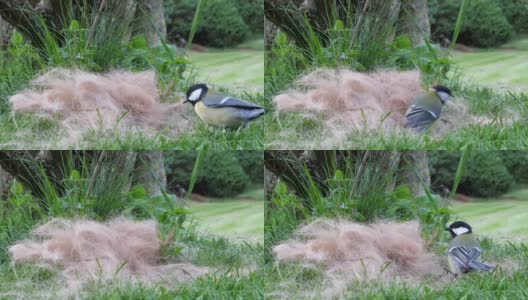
[398,0,430,46]
[133,0,166,46]
[264,0,313,49]
[264,16,278,49]
[264,166,277,200]
[396,151,430,197]
[132,151,166,196]
[0,0,60,48]
[0,164,13,198]
[0,15,13,49]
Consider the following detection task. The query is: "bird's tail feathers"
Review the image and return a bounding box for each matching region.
[247,108,265,120]
[469,261,494,271]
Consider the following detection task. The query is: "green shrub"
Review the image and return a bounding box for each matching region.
[164,151,198,193]
[165,151,250,197]
[235,0,264,34]
[429,151,514,198]
[234,151,264,184]
[198,152,249,197]
[164,0,250,48]
[499,0,528,33]
[429,0,513,48]
[497,151,528,185]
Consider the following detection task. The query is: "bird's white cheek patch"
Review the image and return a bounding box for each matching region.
[437,91,451,103]
[452,227,469,235]
[189,89,203,101]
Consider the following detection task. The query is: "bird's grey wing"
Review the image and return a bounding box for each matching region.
[448,246,484,272]
[404,105,439,129]
[203,94,263,110]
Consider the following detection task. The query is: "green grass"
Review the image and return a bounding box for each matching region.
[188,198,264,243]
[451,196,528,242]
[451,42,528,91]
[189,39,264,92]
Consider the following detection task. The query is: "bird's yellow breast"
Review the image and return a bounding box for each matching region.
[194,101,244,128]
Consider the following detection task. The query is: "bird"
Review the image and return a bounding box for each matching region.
[404,85,453,132]
[445,221,494,275]
[183,83,265,129]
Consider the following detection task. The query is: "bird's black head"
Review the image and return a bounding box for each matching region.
[445,221,472,238]
[432,85,453,104]
[184,83,209,105]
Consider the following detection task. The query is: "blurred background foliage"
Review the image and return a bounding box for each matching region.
[429,0,528,48]
[429,151,528,198]
[164,0,263,48]
[165,150,263,197]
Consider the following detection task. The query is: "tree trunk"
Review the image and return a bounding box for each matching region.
[132,151,166,196]
[398,0,430,46]
[264,16,278,49]
[396,151,430,197]
[0,15,13,49]
[0,151,70,200]
[0,164,13,198]
[264,0,314,49]
[133,0,166,45]
[0,0,60,49]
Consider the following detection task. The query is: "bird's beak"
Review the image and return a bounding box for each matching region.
[444,227,450,231]
[183,99,189,104]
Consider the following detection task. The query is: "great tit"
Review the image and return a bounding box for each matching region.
[404,85,453,132]
[183,83,265,129]
[445,221,494,275]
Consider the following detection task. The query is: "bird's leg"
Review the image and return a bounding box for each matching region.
[441,118,453,126]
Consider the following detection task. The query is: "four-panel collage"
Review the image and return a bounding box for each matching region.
[0,0,527,299]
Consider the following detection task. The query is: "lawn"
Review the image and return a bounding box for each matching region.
[188,39,264,92]
[451,39,528,91]
[451,194,528,242]
[188,197,264,243]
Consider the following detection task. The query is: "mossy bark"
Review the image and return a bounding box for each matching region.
[132,151,167,197]
[0,16,13,49]
[134,0,167,46]
[398,0,431,46]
